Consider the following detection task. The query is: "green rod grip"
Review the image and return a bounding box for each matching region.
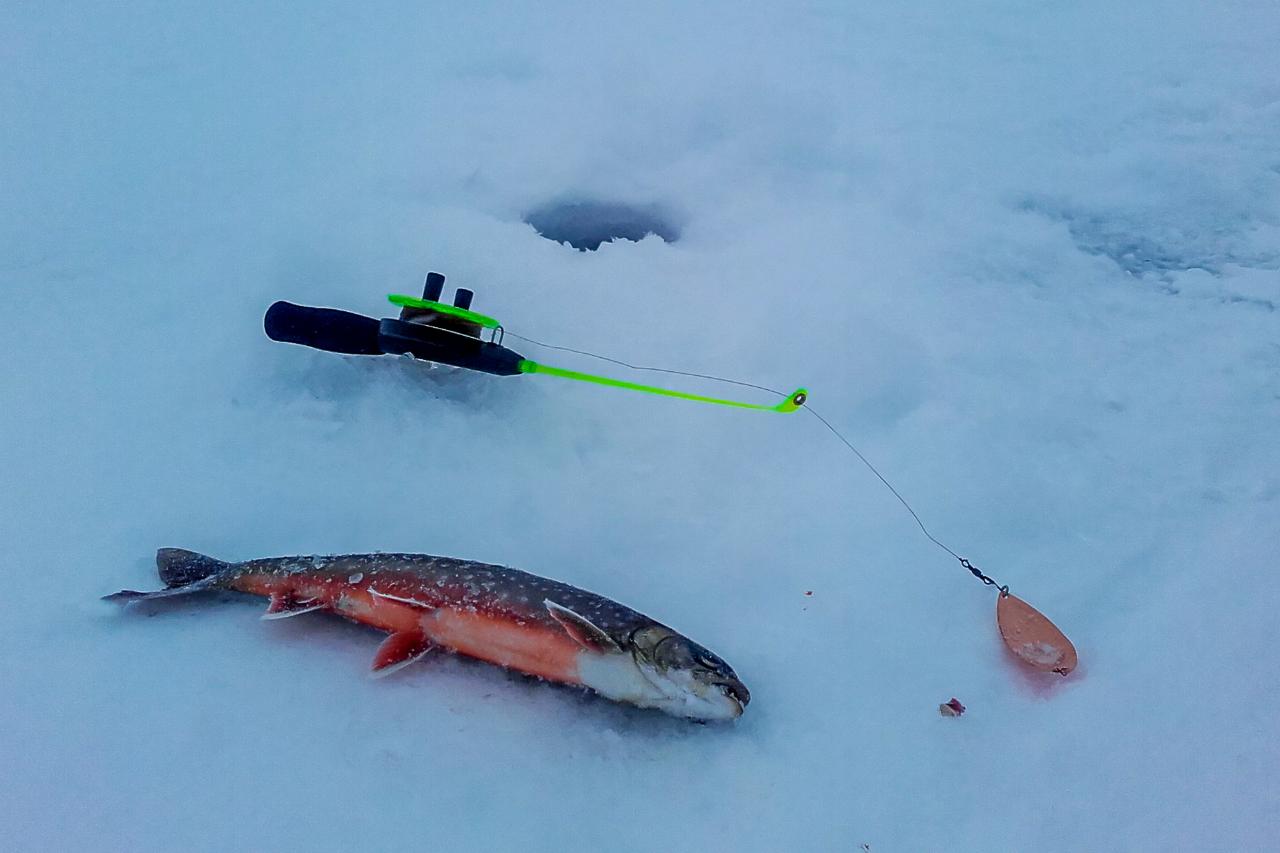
[519,359,806,413]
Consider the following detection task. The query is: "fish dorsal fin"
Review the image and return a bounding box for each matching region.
[545,600,621,653]
[261,592,326,620]
[370,631,434,678]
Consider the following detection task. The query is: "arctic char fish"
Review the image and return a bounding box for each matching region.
[107,549,749,721]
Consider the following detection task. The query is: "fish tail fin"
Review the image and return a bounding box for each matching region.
[156,548,230,588]
[102,549,232,604]
[102,587,192,603]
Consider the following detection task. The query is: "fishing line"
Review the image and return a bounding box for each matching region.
[506,330,1005,592]
[503,331,786,398]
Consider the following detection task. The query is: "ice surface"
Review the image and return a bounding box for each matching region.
[2,2,1277,851]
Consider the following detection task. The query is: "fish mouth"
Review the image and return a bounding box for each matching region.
[687,678,748,721]
[720,678,750,709]
[641,670,748,721]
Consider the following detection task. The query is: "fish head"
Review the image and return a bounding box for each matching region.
[627,625,750,721]
[545,599,749,721]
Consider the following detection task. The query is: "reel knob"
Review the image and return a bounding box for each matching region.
[423,272,445,301]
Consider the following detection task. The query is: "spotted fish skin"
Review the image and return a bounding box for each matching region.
[106,549,750,720]
[233,552,651,641]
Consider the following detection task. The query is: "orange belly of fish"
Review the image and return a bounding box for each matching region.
[425,609,582,685]
[236,575,582,685]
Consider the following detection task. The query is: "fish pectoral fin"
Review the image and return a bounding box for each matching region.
[544,599,621,653]
[261,592,327,621]
[370,631,434,678]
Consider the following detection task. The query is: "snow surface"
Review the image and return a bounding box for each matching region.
[2,3,1278,851]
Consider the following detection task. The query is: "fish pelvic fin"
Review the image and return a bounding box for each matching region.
[157,548,231,588]
[545,600,622,653]
[370,631,434,678]
[261,592,326,620]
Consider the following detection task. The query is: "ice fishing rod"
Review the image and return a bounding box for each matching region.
[265,272,807,414]
[265,271,1076,678]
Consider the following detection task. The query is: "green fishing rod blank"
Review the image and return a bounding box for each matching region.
[383,290,806,412]
[519,359,807,413]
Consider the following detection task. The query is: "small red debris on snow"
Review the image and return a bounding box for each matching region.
[939,697,966,717]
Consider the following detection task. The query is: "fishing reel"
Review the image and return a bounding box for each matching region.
[264,271,526,375]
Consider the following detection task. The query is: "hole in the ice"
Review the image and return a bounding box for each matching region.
[524,200,679,251]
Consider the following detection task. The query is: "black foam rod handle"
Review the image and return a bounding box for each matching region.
[264,302,383,355]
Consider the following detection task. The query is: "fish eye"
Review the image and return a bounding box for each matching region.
[696,654,725,672]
